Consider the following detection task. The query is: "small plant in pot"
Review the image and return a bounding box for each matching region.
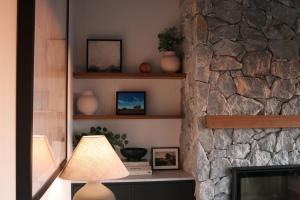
[73,126,128,149]
[158,26,184,73]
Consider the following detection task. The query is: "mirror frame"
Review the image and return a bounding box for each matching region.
[16,0,69,199]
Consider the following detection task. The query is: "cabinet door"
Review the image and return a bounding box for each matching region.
[105,183,132,200]
[132,181,195,200]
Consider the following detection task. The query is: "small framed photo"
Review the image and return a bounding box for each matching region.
[152,147,180,170]
[116,91,146,115]
[87,39,122,72]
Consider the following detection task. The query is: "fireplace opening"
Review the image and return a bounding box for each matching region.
[232,165,300,200]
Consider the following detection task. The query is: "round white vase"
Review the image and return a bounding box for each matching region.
[77,90,98,115]
[160,51,180,73]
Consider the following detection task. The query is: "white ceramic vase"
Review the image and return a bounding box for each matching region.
[160,51,180,73]
[77,90,98,115]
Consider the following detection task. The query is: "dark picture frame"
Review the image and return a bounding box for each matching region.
[116,91,146,115]
[151,147,180,170]
[16,0,69,199]
[87,39,122,72]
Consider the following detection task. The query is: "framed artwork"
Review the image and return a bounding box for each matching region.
[16,0,68,199]
[87,39,122,72]
[152,147,180,170]
[116,91,146,115]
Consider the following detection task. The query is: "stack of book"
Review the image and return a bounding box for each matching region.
[123,160,152,175]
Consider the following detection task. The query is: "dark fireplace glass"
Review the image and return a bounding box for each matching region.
[232,166,300,200]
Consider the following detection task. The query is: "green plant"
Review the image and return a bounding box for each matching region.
[158,26,184,52]
[73,126,128,149]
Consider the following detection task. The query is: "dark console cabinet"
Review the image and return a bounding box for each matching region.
[72,180,195,200]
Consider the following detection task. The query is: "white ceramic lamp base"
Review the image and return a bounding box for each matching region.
[73,182,116,200]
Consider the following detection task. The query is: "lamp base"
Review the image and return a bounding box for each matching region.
[73,182,116,200]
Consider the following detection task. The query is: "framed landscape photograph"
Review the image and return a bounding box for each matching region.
[87,39,122,72]
[152,147,180,170]
[116,91,146,115]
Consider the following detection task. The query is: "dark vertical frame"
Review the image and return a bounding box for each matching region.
[86,39,123,72]
[16,0,69,199]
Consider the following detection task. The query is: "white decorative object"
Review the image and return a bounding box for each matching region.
[77,90,98,115]
[160,51,180,73]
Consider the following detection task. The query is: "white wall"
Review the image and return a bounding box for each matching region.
[71,0,182,158]
[72,0,181,72]
[0,0,17,199]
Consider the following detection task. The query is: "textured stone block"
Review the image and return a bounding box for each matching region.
[271,61,300,79]
[198,129,214,153]
[213,129,233,150]
[214,0,242,24]
[275,131,295,152]
[242,51,271,77]
[207,90,230,115]
[251,150,271,166]
[206,17,228,31]
[215,177,231,195]
[231,159,251,167]
[227,144,251,159]
[198,180,214,200]
[208,150,227,161]
[258,133,276,152]
[211,56,242,71]
[234,77,271,98]
[233,129,255,144]
[282,98,300,115]
[264,98,282,115]
[270,1,297,26]
[270,151,289,165]
[192,142,210,181]
[227,95,264,115]
[209,25,239,43]
[210,158,231,179]
[271,79,295,99]
[289,151,300,165]
[197,0,213,16]
[297,18,300,34]
[244,9,266,28]
[213,39,244,57]
[195,81,210,111]
[195,14,209,44]
[269,40,299,60]
[195,44,212,82]
[216,72,236,98]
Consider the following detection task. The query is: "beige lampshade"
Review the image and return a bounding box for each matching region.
[60,136,129,181]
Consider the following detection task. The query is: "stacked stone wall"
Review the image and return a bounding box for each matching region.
[180,0,300,199]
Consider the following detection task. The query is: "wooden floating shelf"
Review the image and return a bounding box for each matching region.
[74,114,184,120]
[205,115,300,129]
[73,72,186,80]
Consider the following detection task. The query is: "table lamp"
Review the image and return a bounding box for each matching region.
[60,136,129,200]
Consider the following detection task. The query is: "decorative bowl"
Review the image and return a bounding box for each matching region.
[120,148,147,161]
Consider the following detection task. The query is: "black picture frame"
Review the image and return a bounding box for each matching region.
[87,39,122,72]
[16,0,69,199]
[151,147,180,170]
[116,91,146,115]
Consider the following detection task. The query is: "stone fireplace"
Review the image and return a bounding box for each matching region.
[180,0,300,199]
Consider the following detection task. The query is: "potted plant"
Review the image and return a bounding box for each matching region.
[158,26,184,73]
[73,126,128,149]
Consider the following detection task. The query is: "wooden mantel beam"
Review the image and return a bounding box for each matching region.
[205,115,300,129]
